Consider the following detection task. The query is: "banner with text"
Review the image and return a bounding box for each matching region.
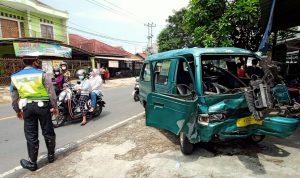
[13,42,72,58]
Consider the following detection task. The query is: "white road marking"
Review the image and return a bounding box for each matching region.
[0,112,145,178]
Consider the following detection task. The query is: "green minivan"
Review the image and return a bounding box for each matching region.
[139,47,300,155]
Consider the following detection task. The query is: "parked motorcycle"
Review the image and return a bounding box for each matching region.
[52,83,106,127]
[132,77,139,102]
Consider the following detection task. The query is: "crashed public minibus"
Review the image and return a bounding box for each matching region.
[139,47,300,154]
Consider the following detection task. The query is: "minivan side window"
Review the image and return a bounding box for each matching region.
[141,63,151,82]
[155,60,171,85]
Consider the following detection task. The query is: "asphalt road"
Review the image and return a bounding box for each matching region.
[0,86,144,174]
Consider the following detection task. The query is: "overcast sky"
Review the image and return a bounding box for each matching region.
[40,0,189,53]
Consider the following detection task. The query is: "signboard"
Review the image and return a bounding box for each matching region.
[109,60,119,68]
[13,42,72,58]
[52,60,63,68]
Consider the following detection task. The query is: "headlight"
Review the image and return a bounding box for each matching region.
[58,91,67,102]
[198,113,224,125]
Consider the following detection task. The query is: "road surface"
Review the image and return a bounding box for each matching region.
[0,86,144,173]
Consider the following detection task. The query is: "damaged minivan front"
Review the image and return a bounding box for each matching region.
[141,47,300,155]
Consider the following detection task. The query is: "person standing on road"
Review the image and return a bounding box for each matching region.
[100,66,106,83]
[10,57,59,171]
[89,68,103,112]
[75,69,91,126]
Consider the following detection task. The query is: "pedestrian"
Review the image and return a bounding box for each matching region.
[10,57,59,171]
[100,66,106,83]
[245,58,264,78]
[89,68,103,112]
[75,69,91,126]
[237,62,246,78]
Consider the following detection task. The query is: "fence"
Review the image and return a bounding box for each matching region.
[0,58,24,85]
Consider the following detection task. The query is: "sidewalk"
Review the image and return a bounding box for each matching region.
[0,77,136,104]
[21,116,300,178]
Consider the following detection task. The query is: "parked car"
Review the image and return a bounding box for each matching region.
[139,47,300,155]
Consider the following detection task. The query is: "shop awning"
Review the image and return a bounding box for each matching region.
[95,56,143,62]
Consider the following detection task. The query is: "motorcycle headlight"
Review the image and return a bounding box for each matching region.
[58,91,67,102]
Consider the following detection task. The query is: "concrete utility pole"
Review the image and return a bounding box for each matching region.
[144,22,156,54]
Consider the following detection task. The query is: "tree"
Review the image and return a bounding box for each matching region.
[157,8,192,52]
[157,0,263,52]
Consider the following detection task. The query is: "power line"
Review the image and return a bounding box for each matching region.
[0,3,147,47]
[84,0,144,24]
[101,0,142,21]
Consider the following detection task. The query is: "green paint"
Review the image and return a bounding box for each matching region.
[0,0,68,43]
[142,47,300,144]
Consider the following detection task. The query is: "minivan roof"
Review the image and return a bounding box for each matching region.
[145,47,255,62]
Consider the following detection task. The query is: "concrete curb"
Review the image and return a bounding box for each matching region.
[1,112,145,178]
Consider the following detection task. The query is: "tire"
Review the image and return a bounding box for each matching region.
[52,113,66,128]
[180,132,194,155]
[134,93,139,102]
[246,135,265,144]
[93,104,103,117]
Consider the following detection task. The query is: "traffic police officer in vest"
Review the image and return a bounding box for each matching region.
[10,57,59,171]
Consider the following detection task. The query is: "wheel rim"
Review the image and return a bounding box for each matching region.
[251,135,263,142]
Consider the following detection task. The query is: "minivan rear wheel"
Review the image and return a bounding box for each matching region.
[180,132,194,155]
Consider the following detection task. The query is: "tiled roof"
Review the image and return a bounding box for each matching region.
[69,34,132,57]
[136,52,148,59]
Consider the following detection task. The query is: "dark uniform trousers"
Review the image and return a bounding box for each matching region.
[23,101,55,162]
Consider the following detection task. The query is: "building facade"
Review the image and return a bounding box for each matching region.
[0,0,69,43]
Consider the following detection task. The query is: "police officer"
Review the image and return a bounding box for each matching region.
[10,57,59,171]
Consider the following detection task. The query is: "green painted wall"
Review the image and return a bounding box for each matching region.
[0,5,68,43]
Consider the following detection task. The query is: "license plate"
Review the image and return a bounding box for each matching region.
[236,116,263,127]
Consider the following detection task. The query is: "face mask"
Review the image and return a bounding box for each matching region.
[79,76,85,80]
[62,66,67,70]
[55,72,59,75]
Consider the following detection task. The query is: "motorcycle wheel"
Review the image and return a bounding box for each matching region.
[52,113,66,128]
[93,104,103,117]
[134,93,139,102]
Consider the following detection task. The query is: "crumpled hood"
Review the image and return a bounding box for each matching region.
[199,93,248,113]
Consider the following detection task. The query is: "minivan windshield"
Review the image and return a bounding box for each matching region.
[201,55,260,95]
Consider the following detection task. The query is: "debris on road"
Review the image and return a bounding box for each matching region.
[22,116,300,178]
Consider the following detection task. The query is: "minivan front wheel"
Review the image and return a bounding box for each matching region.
[180,132,194,155]
[246,135,265,144]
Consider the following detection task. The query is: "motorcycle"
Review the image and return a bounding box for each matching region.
[52,83,106,128]
[132,77,139,102]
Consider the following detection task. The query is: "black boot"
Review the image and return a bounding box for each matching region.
[45,138,56,163]
[20,159,37,171]
[21,143,39,171]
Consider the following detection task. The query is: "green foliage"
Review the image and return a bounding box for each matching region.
[157,8,192,52]
[157,0,263,52]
